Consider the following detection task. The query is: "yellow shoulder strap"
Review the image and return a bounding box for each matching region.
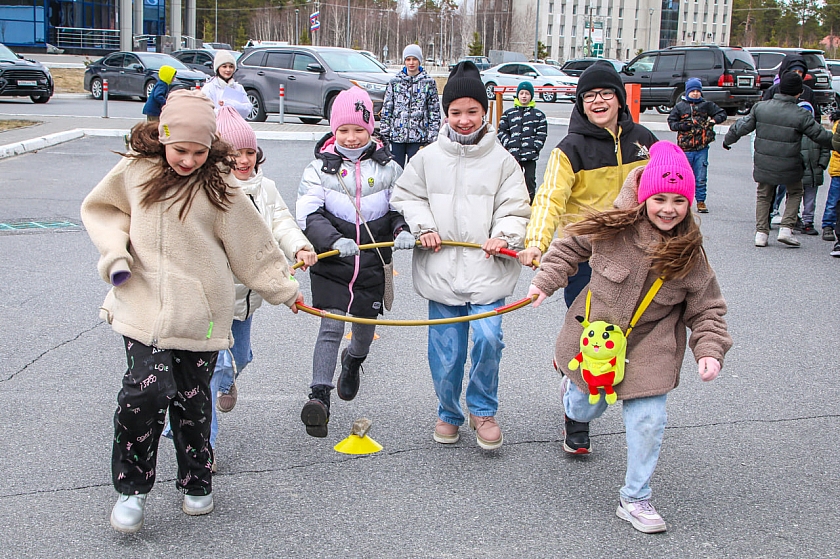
[585,289,592,323]
[626,278,664,337]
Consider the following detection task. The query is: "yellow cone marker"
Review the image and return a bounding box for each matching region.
[334,418,383,454]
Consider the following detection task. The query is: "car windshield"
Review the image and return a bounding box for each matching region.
[319,50,386,73]
[532,64,566,76]
[137,54,190,71]
[724,49,756,70]
[0,43,19,62]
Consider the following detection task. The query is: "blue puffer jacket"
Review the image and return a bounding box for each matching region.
[142,80,170,117]
[380,69,441,144]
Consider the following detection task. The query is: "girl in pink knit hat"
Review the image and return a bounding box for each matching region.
[296,87,414,438]
[526,140,732,534]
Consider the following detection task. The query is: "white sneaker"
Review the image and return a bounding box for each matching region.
[777,227,800,247]
[183,493,214,516]
[616,497,667,533]
[754,232,768,247]
[110,493,147,533]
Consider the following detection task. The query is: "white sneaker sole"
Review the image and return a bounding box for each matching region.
[110,511,143,534]
[616,504,667,534]
[183,498,214,516]
[433,431,460,444]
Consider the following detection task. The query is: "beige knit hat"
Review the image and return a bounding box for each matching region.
[158,90,217,148]
[213,50,237,73]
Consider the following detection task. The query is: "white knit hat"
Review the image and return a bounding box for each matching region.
[213,50,237,73]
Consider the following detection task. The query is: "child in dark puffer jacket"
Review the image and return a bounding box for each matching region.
[498,81,548,203]
[667,78,727,213]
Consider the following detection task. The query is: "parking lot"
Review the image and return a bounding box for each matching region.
[1,120,839,557]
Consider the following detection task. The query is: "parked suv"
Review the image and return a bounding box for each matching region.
[0,42,53,103]
[826,60,840,107]
[560,57,623,77]
[745,47,833,109]
[620,45,761,115]
[235,46,391,123]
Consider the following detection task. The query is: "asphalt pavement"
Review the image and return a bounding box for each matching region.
[1,121,839,558]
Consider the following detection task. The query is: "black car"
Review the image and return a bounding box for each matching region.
[0,42,53,103]
[745,47,833,109]
[560,57,623,77]
[620,45,761,115]
[172,49,241,76]
[83,52,208,101]
[172,49,217,76]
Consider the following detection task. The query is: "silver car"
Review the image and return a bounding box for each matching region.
[235,46,391,124]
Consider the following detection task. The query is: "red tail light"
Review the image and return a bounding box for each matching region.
[755,74,760,85]
[718,74,734,87]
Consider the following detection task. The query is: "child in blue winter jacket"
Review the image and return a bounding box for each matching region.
[142,65,176,121]
[498,81,548,203]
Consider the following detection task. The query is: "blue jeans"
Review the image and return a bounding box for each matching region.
[821,176,840,229]
[163,315,253,447]
[208,316,253,447]
[389,142,423,168]
[684,147,709,203]
[563,379,667,502]
[428,299,505,425]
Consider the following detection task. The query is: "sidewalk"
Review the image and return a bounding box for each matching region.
[0,114,329,158]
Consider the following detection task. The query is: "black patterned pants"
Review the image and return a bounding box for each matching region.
[112,336,217,496]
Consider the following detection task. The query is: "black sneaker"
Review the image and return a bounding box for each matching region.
[301,384,331,438]
[801,223,818,236]
[560,376,591,454]
[831,242,840,257]
[564,416,592,454]
[823,227,837,242]
[337,349,365,401]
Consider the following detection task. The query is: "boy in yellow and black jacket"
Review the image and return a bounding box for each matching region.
[523,61,657,307]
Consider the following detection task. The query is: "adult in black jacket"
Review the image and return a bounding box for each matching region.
[723,73,833,247]
[761,53,819,120]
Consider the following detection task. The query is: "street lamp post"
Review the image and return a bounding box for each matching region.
[534,0,541,62]
[346,0,351,48]
[295,9,300,44]
[214,0,218,43]
[648,8,655,50]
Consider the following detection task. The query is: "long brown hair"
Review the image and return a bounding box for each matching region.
[565,204,707,281]
[123,121,236,220]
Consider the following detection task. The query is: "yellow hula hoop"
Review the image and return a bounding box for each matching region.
[292,240,538,327]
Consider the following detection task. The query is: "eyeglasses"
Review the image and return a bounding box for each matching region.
[582,89,616,103]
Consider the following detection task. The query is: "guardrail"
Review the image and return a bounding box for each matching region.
[53,27,120,50]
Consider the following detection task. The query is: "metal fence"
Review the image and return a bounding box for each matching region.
[53,27,120,50]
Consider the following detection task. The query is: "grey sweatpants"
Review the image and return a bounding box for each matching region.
[311,309,376,388]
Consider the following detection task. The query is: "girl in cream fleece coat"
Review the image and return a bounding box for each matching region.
[81,91,301,535]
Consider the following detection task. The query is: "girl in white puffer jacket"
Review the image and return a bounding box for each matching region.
[201,50,252,119]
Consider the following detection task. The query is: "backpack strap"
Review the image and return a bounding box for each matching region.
[625,278,664,337]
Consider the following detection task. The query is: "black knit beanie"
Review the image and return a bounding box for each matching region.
[442,61,489,115]
[779,72,803,96]
[575,60,626,115]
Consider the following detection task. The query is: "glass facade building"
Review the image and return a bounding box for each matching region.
[0,0,166,48]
